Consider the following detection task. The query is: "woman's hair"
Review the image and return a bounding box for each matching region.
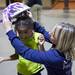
[55,22,75,59]
[14,17,34,30]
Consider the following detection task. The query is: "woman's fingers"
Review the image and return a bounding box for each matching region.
[3,12,10,23]
[2,12,12,32]
[38,34,45,45]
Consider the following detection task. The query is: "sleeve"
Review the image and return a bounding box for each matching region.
[34,22,51,43]
[6,30,62,64]
[26,0,35,7]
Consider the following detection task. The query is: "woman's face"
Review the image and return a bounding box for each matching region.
[50,26,62,45]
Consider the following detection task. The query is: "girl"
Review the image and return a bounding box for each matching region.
[1,2,45,75]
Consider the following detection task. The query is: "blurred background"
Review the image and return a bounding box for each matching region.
[0,0,75,75]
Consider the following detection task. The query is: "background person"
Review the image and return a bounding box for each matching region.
[23,0,42,23]
[64,0,69,9]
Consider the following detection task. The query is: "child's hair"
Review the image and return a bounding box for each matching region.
[12,11,31,24]
[14,17,34,30]
[55,22,75,59]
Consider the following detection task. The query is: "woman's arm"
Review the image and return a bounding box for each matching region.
[38,34,45,51]
[34,22,51,43]
[3,12,62,65]
[38,44,45,51]
[6,30,63,64]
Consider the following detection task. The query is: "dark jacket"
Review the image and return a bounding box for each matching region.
[27,0,42,7]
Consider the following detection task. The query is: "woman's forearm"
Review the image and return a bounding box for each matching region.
[34,22,51,42]
[6,30,48,64]
[38,45,45,51]
[6,30,62,64]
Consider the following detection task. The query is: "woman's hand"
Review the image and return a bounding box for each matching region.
[3,12,12,32]
[38,34,45,51]
[38,34,45,46]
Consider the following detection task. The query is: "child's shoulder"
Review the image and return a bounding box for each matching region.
[34,32,43,38]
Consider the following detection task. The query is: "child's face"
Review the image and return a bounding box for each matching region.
[17,27,33,39]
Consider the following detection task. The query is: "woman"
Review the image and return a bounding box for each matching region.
[3,10,75,75]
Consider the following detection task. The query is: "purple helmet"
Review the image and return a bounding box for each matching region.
[3,2,30,18]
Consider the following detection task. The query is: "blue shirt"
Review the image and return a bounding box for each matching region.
[7,22,72,75]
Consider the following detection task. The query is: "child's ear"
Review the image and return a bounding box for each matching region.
[32,30,34,33]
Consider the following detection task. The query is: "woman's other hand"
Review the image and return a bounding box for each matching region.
[3,12,12,32]
[38,34,45,46]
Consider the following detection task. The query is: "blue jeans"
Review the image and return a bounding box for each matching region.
[64,0,69,9]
